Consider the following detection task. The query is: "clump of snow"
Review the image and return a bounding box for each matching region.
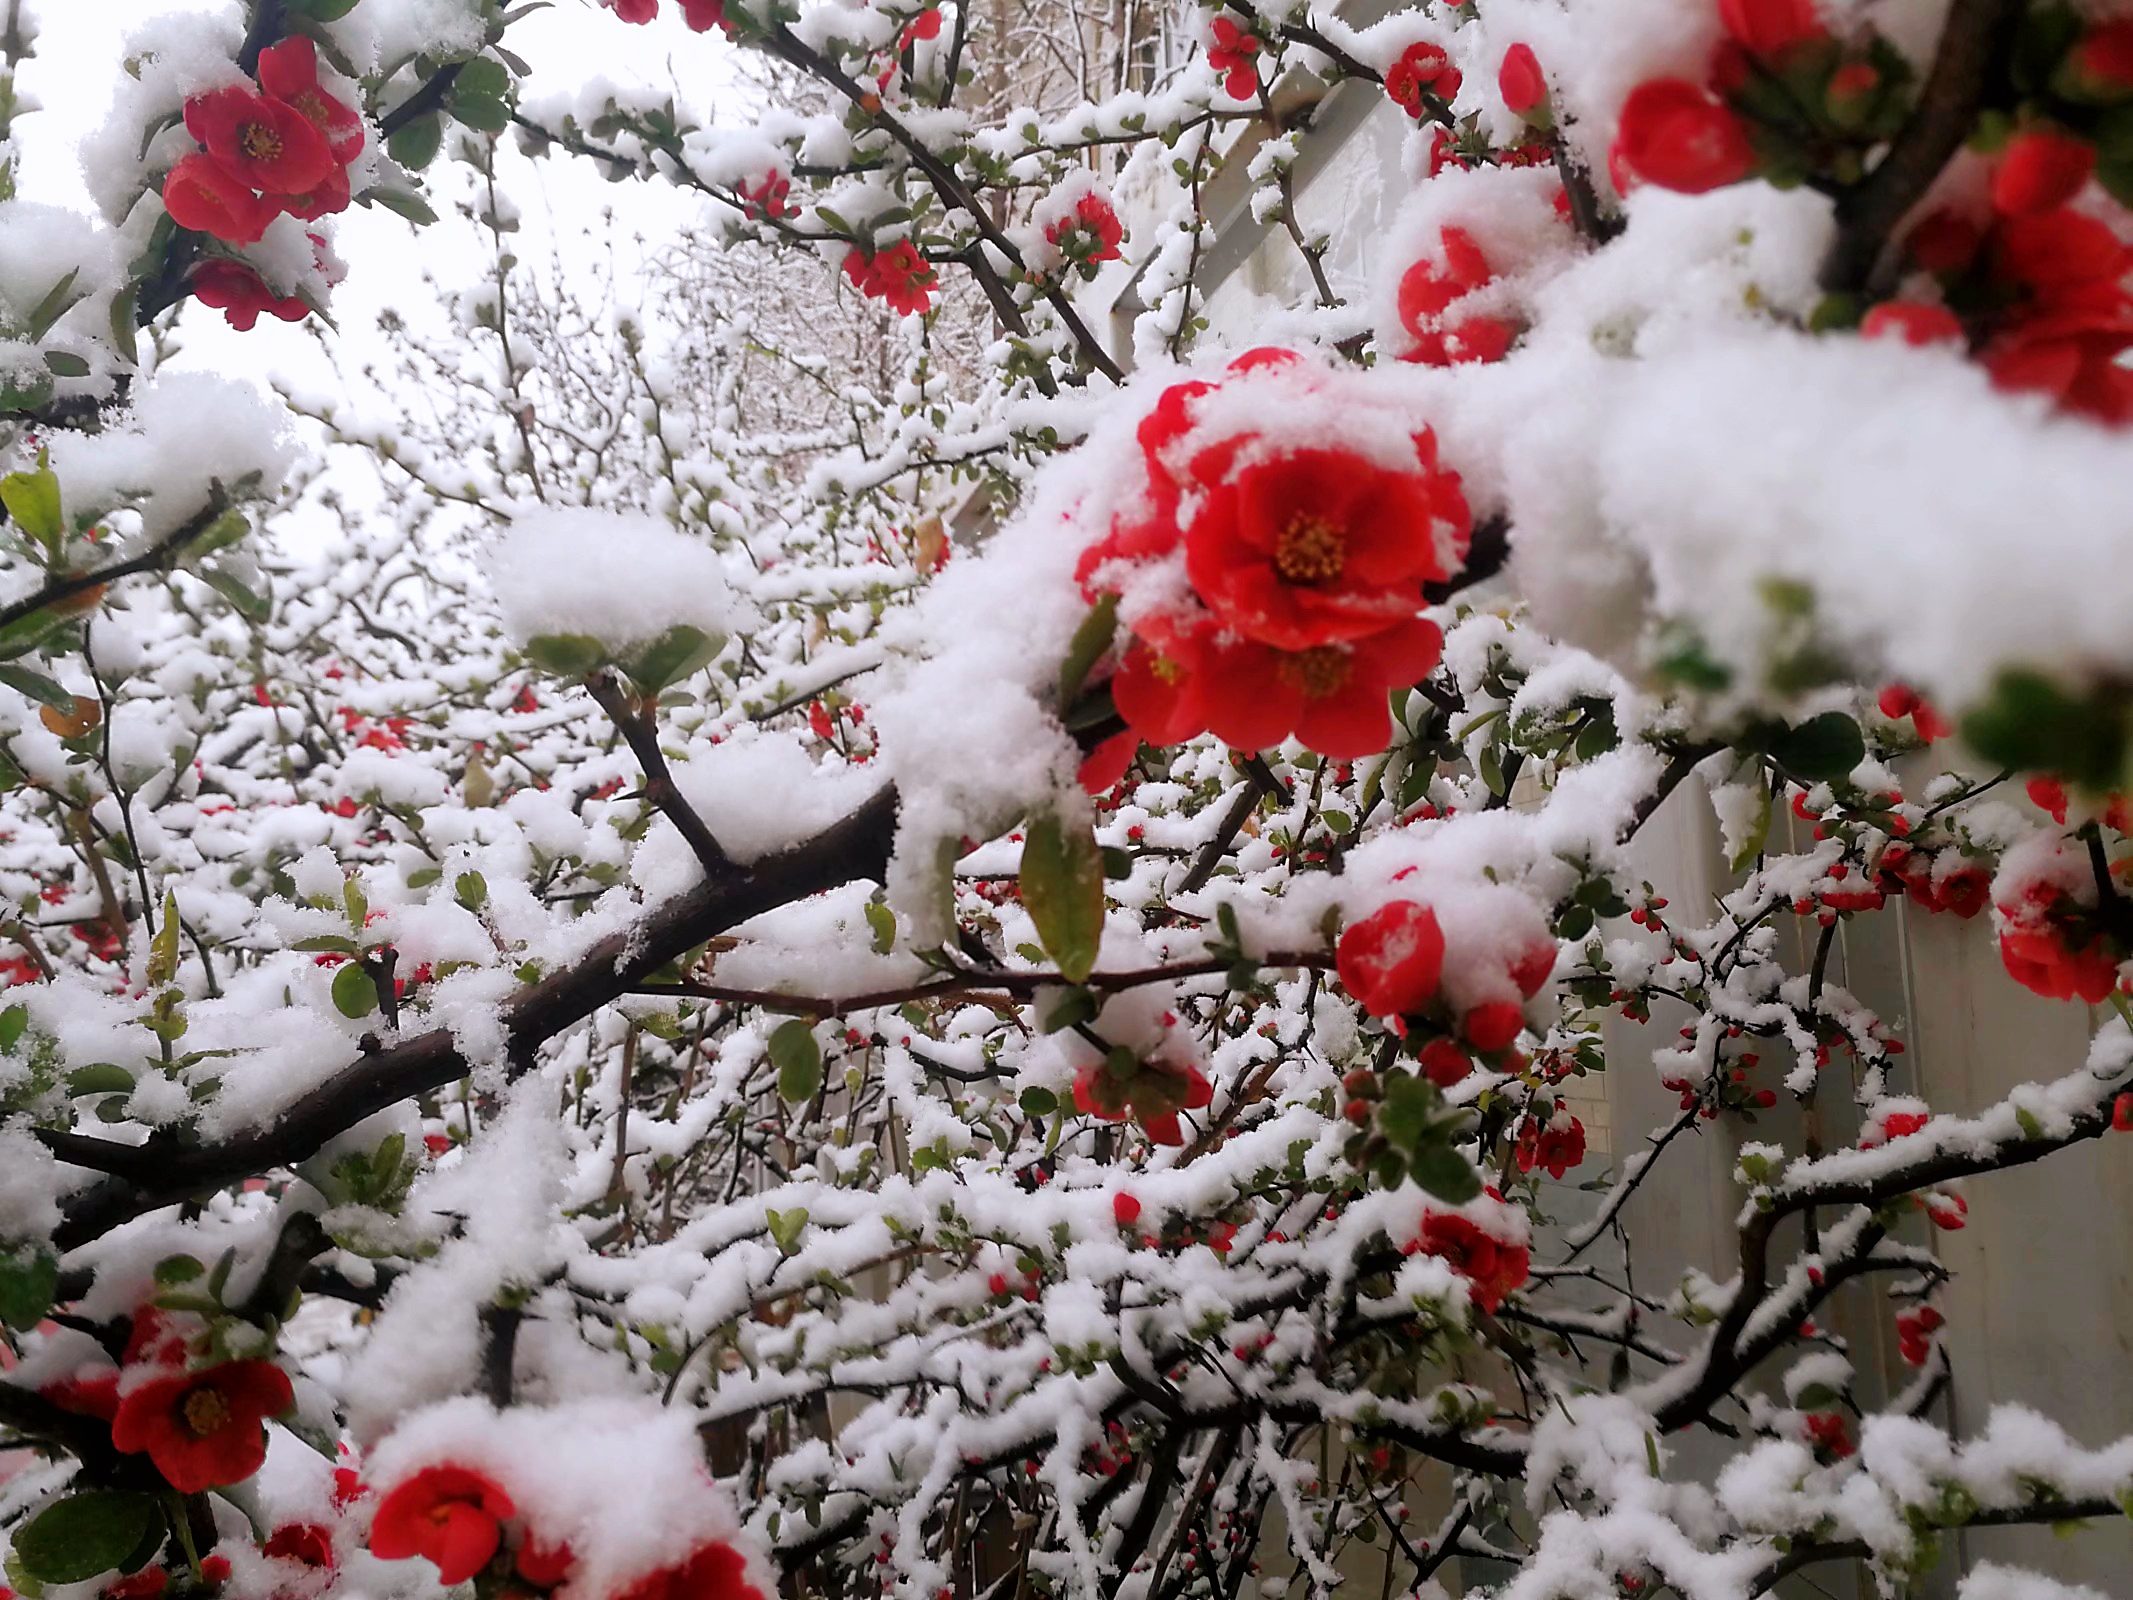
[486,510,738,655]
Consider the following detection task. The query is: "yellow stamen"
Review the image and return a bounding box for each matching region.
[1273,514,1346,585]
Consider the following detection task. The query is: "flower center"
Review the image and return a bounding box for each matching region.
[1275,646,1351,699]
[239,123,284,162]
[1273,514,1345,585]
[1148,652,1186,686]
[182,1386,231,1437]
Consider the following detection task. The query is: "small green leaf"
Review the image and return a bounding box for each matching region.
[153,1255,204,1286]
[1771,712,1864,783]
[452,93,510,132]
[363,185,440,226]
[0,1248,59,1332]
[41,351,90,378]
[1,466,63,545]
[765,1206,809,1254]
[523,633,608,677]
[1021,812,1106,984]
[331,961,378,1019]
[12,1493,160,1585]
[454,56,511,100]
[455,870,488,909]
[65,1063,136,1096]
[0,663,76,710]
[0,1004,26,1052]
[1728,780,1774,874]
[24,270,82,341]
[200,566,271,622]
[625,624,723,692]
[1408,1142,1481,1205]
[387,113,445,170]
[1057,593,1119,707]
[1018,1086,1058,1117]
[147,892,181,986]
[770,1018,823,1103]
[864,899,896,955]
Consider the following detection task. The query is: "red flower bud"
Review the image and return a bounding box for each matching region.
[1991,128,2096,218]
[1611,79,1756,194]
[1498,43,1546,116]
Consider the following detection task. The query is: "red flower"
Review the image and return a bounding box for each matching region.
[1996,874,2122,1003]
[1803,1411,1854,1458]
[1716,0,1822,59]
[1073,1052,1214,1146]
[681,0,733,32]
[1498,44,1546,116]
[279,160,353,222]
[1611,79,1756,194]
[1418,1037,1472,1087]
[183,86,336,198]
[843,240,937,316]
[369,1465,517,1584]
[2060,20,2133,103]
[1076,729,1139,794]
[1384,42,1460,118]
[40,1369,120,1421]
[1337,901,1445,1019]
[1895,1303,1943,1365]
[738,170,791,220]
[1045,192,1124,268]
[514,1537,575,1588]
[1191,616,1447,759]
[1515,1109,1585,1178]
[257,37,365,166]
[1414,1211,1528,1312]
[1183,440,1469,651]
[1874,682,1948,740]
[606,0,660,18]
[1112,1191,1142,1226]
[191,261,310,333]
[262,1524,336,1569]
[1991,128,2095,218]
[104,1570,167,1600]
[109,1360,293,1493]
[611,1541,766,1600]
[2027,775,2070,824]
[1860,302,1964,346]
[1397,226,1515,366]
[1208,17,1260,100]
[162,153,275,244]
[1461,999,1524,1053]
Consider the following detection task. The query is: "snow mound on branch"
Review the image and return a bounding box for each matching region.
[486,510,738,653]
[364,1396,773,1600]
[1961,1566,2112,1600]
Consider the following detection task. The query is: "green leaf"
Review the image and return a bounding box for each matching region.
[0,1248,58,1332]
[1408,1141,1482,1205]
[1020,812,1105,984]
[455,56,511,100]
[0,1004,26,1052]
[1770,712,1864,783]
[66,1063,135,1096]
[24,269,82,342]
[765,1206,809,1254]
[523,633,609,677]
[1057,594,1118,707]
[770,1018,823,1103]
[456,870,488,909]
[41,351,90,378]
[153,1255,204,1285]
[625,624,723,692]
[864,899,896,955]
[331,961,378,1019]
[363,185,440,226]
[0,605,71,662]
[147,892,181,987]
[1018,1086,1058,1117]
[1,466,63,545]
[200,566,271,623]
[13,1493,160,1585]
[453,93,510,132]
[1728,780,1774,874]
[107,288,139,367]
[0,663,75,710]
[1964,670,2127,791]
[388,115,445,171]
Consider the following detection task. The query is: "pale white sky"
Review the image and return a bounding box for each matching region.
[14,0,735,540]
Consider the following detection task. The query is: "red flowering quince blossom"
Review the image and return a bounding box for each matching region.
[1384,42,1460,119]
[1411,1207,1529,1313]
[1610,79,1756,194]
[611,1541,767,1600]
[1045,192,1125,271]
[1397,226,1517,366]
[1515,1104,1586,1178]
[369,1464,519,1583]
[1337,900,1445,1019]
[1716,0,1823,62]
[1497,43,1547,117]
[109,1358,294,1493]
[843,240,938,316]
[257,37,365,166]
[183,86,337,200]
[1183,440,1469,651]
[1207,16,1260,101]
[739,170,792,221]
[191,260,309,332]
[262,1522,337,1569]
[1990,127,2096,219]
[1073,1048,1215,1146]
[162,153,277,246]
